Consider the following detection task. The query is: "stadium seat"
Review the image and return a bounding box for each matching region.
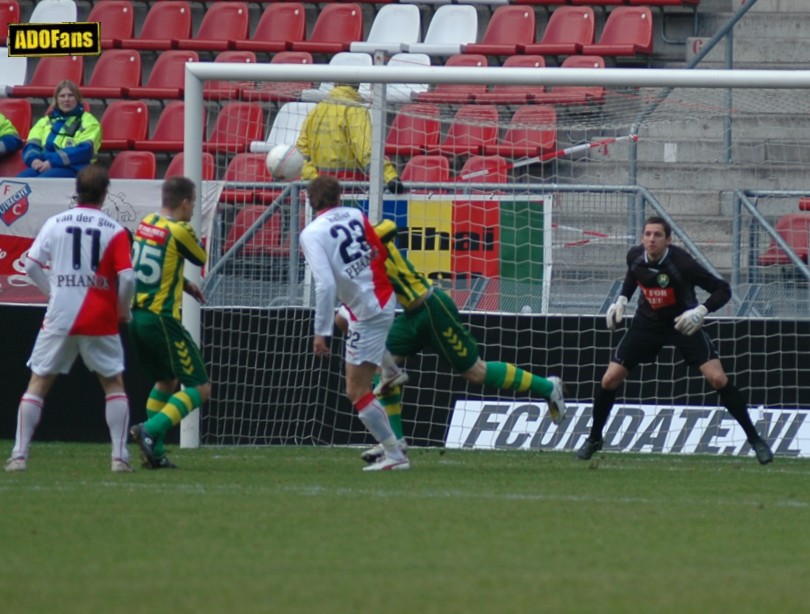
[240,51,313,103]
[232,2,306,54]
[86,0,134,50]
[99,100,148,150]
[119,1,191,51]
[175,2,249,52]
[531,55,606,106]
[204,50,256,101]
[0,0,19,46]
[570,0,625,5]
[133,101,206,153]
[427,105,499,157]
[628,0,700,4]
[512,0,567,5]
[582,7,654,58]
[81,49,141,99]
[125,50,198,100]
[0,45,27,91]
[402,5,478,57]
[384,103,441,157]
[108,150,156,179]
[758,214,810,266]
[485,105,557,159]
[289,4,363,55]
[456,155,509,184]
[220,153,280,206]
[350,4,421,55]
[472,55,546,105]
[29,0,76,23]
[224,205,287,258]
[401,154,451,189]
[300,52,372,102]
[359,52,431,103]
[0,98,31,138]
[249,101,316,154]
[462,6,535,57]
[0,150,24,177]
[164,152,215,180]
[413,54,487,104]
[519,6,595,56]
[9,55,83,98]
[203,102,265,154]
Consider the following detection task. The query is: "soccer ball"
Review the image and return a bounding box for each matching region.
[265,144,304,181]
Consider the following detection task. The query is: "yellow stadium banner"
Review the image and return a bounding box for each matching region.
[8,22,100,57]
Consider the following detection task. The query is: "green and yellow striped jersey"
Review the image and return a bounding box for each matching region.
[131,214,207,320]
[374,219,433,310]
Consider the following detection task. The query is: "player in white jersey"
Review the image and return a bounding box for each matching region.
[300,176,409,471]
[5,165,136,473]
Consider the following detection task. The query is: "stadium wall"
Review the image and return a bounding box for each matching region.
[3,306,808,446]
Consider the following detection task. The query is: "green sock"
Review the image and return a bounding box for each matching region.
[378,386,405,440]
[145,388,203,439]
[145,388,171,457]
[484,362,553,398]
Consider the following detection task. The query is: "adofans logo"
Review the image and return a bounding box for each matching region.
[8,22,100,57]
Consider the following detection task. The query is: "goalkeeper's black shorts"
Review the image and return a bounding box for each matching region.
[612,315,719,371]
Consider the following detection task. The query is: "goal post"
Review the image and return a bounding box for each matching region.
[179,62,810,456]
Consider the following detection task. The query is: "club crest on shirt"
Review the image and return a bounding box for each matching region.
[657,273,670,288]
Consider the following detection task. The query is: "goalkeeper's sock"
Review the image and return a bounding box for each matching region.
[484,362,554,398]
[145,388,203,439]
[105,392,130,461]
[378,386,404,440]
[355,392,404,458]
[589,386,618,440]
[146,388,171,458]
[11,393,44,459]
[718,381,760,442]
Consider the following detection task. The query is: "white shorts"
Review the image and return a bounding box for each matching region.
[344,295,395,367]
[28,328,125,378]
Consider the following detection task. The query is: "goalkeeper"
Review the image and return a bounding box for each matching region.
[128,177,210,469]
[336,219,566,463]
[296,83,405,194]
[576,216,773,464]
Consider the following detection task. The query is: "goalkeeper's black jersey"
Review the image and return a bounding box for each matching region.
[619,244,731,323]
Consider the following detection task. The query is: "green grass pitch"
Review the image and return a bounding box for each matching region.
[2,442,809,613]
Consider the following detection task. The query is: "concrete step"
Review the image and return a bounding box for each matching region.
[686,36,810,66]
[599,137,810,165]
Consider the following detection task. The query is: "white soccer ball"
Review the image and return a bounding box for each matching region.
[265,144,304,181]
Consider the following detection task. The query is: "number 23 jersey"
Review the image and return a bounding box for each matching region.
[300,206,393,336]
[27,205,133,336]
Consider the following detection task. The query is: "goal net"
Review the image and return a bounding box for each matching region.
[181,62,810,458]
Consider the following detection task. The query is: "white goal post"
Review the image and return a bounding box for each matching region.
[178,62,810,456]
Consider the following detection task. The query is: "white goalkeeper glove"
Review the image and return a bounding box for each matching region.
[606,296,628,330]
[674,304,708,336]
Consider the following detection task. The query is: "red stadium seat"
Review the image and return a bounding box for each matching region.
[100,100,148,151]
[133,101,206,154]
[86,0,134,49]
[582,7,654,58]
[224,205,287,258]
[118,1,191,51]
[413,55,488,104]
[203,102,265,154]
[531,55,606,106]
[204,51,257,101]
[0,151,25,177]
[0,0,19,46]
[164,152,216,180]
[519,6,595,56]
[125,50,198,100]
[0,98,31,139]
[81,49,141,99]
[758,214,810,266]
[570,0,625,5]
[175,2,249,52]
[232,2,306,53]
[220,153,281,206]
[108,150,156,179]
[240,51,313,103]
[428,106,499,157]
[485,105,557,159]
[384,104,441,157]
[456,155,509,184]
[462,6,535,57]
[401,155,451,190]
[289,4,363,55]
[9,56,83,99]
[472,55,546,105]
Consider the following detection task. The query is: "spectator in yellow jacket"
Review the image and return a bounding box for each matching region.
[297,84,405,194]
[19,80,102,178]
[0,111,23,160]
